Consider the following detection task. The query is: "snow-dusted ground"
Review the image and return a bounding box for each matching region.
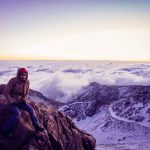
[109,102,140,124]
[110,101,150,128]
[73,104,150,149]
[96,142,150,150]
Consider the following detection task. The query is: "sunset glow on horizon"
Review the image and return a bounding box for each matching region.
[0,0,150,61]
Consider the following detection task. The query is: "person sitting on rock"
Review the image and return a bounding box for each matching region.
[1,68,44,138]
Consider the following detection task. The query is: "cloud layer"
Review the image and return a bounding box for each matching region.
[0,61,150,102]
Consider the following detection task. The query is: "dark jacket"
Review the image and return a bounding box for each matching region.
[4,71,30,104]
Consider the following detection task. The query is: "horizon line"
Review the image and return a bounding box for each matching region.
[0,59,150,62]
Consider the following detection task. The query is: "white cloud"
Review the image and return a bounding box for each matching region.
[0,61,150,102]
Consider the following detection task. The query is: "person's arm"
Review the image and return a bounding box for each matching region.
[21,81,30,102]
[4,79,16,104]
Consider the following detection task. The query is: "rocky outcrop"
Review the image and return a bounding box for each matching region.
[0,86,96,150]
[70,82,119,104]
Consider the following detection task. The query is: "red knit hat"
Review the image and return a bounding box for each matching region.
[17,68,28,78]
[19,68,28,74]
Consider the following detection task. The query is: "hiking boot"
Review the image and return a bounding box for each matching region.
[35,125,45,132]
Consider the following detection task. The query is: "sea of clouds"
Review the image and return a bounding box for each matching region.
[0,60,150,103]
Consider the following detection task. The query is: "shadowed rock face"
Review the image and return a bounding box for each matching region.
[0,90,96,150]
[61,82,150,120]
[0,84,5,95]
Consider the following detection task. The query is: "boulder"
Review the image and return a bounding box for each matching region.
[0,96,96,150]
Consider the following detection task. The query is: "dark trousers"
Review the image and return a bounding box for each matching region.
[2,102,40,132]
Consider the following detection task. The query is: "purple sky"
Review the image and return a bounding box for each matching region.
[0,0,150,61]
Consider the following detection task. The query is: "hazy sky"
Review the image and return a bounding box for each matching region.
[0,0,150,61]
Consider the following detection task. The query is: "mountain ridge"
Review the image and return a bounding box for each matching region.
[60,82,150,146]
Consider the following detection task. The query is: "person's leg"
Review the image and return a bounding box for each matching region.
[19,102,44,131]
[1,104,21,133]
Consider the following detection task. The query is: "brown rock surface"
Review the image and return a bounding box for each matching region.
[0,95,96,150]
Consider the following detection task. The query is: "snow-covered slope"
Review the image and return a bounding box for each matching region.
[110,98,150,128]
[75,105,150,145]
[60,82,150,146]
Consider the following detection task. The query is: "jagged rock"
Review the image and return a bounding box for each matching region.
[0,97,96,150]
[71,82,119,105]
[62,82,150,119]
[64,82,119,118]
